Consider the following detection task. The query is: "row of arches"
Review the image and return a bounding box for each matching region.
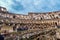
[0,22,58,31]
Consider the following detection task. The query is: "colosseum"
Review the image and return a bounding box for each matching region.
[0,6,60,40]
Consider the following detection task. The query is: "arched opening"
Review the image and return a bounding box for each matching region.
[0,21,3,24]
[56,17,59,19]
[57,39,60,40]
[55,22,57,26]
[13,15,16,18]
[41,18,43,20]
[37,38,39,40]
[13,26,16,31]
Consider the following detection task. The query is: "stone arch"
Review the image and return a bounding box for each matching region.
[57,39,60,40]
[37,38,39,40]
[13,15,16,18]
[55,22,57,26]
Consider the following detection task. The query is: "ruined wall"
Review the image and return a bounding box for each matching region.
[0,7,60,20]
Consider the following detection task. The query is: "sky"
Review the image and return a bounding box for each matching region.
[0,0,60,14]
